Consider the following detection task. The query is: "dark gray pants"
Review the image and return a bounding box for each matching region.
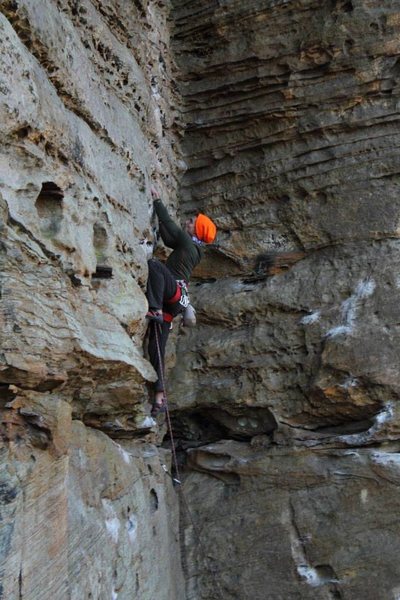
[146,259,177,310]
[146,259,181,393]
[148,320,171,393]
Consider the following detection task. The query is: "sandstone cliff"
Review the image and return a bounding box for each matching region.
[2,0,400,599]
[0,1,184,598]
[170,1,400,598]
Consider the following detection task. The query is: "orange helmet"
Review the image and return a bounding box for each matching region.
[195,213,217,244]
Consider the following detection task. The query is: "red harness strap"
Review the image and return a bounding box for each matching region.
[166,284,181,304]
[163,283,183,322]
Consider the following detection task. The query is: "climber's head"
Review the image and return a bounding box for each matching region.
[185,213,217,244]
[185,216,196,236]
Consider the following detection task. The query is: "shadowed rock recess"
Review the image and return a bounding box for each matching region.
[1,0,400,599]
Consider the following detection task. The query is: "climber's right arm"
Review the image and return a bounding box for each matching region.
[153,198,188,249]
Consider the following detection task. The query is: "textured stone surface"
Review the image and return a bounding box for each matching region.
[3,0,400,598]
[1,397,183,600]
[184,441,400,600]
[0,1,185,598]
[0,0,178,429]
[171,0,400,440]
[169,0,400,597]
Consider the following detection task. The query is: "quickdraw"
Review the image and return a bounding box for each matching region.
[176,279,190,308]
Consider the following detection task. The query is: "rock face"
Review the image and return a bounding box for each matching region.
[184,442,400,600]
[0,1,185,598]
[170,0,400,598]
[3,0,400,599]
[1,410,183,600]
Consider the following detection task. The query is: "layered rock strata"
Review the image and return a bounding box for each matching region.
[3,0,400,598]
[170,0,400,598]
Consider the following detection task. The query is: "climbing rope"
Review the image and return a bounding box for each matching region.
[153,322,182,481]
[152,322,225,600]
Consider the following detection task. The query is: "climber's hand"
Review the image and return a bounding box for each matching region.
[151,186,161,200]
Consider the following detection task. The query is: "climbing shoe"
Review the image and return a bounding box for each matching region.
[146,310,164,325]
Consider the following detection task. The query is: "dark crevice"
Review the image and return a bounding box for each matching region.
[0,384,17,406]
[68,273,82,287]
[150,489,159,512]
[280,418,375,435]
[0,365,65,392]
[92,265,113,279]
[161,408,276,483]
[18,566,22,600]
[330,0,354,13]
[0,482,18,505]
[35,182,64,235]
[167,406,277,447]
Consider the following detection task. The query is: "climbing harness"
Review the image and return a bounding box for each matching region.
[176,279,190,308]
[152,322,225,600]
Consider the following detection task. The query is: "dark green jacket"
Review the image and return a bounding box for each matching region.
[154,199,202,282]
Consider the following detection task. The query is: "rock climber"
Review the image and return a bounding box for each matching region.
[146,187,217,417]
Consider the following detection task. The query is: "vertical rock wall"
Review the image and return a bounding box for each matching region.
[0,1,185,598]
[3,0,400,598]
[170,1,400,598]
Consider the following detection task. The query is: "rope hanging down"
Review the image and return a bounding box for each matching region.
[153,322,225,600]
